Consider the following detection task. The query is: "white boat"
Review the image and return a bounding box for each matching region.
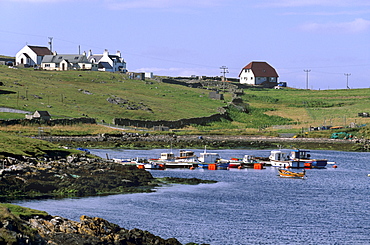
[198,147,222,169]
[131,157,165,170]
[269,150,305,168]
[153,150,199,169]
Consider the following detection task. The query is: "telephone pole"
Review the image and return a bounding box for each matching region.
[220,66,229,92]
[304,69,311,89]
[220,66,229,81]
[344,73,351,89]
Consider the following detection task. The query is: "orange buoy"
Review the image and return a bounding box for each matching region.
[333,165,338,168]
[238,166,243,169]
[190,167,195,170]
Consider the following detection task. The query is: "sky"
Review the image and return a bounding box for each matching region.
[0,0,369,90]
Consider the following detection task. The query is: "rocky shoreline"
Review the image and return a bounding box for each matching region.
[0,153,214,244]
[0,204,184,245]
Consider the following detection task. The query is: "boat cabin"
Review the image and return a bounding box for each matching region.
[269,150,290,161]
[177,150,199,162]
[199,152,220,163]
[159,152,175,161]
[290,149,311,160]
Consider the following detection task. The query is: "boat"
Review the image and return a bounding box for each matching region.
[198,147,228,170]
[227,157,244,169]
[242,155,261,168]
[153,150,199,169]
[198,150,221,169]
[132,157,165,170]
[290,149,328,169]
[269,150,305,168]
[278,168,306,179]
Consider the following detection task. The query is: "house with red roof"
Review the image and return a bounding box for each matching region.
[239,61,279,86]
[16,45,52,67]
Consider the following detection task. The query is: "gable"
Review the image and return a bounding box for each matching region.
[239,61,278,78]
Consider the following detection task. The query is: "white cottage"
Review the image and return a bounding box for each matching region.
[87,49,127,73]
[239,61,279,86]
[41,52,96,71]
[16,45,52,67]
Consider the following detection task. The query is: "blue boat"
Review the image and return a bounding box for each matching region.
[290,149,328,169]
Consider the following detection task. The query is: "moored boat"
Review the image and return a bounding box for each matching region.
[269,150,305,168]
[153,150,199,169]
[290,149,328,169]
[278,168,306,179]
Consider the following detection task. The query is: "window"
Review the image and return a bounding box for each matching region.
[74,57,79,60]
[58,56,62,59]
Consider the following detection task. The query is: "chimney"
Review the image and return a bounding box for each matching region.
[88,50,92,57]
[53,51,57,56]
[103,49,109,56]
[116,50,121,57]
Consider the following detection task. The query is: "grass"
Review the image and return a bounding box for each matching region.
[241,88,370,129]
[1,203,49,219]
[0,124,124,136]
[0,131,77,157]
[1,65,370,139]
[0,66,225,122]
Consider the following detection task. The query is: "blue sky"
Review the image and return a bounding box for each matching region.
[0,0,369,89]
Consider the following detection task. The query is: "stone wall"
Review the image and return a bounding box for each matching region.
[114,109,229,129]
[0,117,96,126]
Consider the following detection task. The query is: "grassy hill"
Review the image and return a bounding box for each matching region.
[0,65,226,122]
[1,65,370,138]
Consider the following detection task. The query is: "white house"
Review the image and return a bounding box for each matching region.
[239,61,279,85]
[41,52,97,71]
[16,45,52,66]
[87,49,127,73]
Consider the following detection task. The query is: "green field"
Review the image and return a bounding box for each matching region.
[1,65,370,137]
[0,65,225,122]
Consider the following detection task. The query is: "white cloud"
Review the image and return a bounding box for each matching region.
[104,0,225,10]
[300,18,370,33]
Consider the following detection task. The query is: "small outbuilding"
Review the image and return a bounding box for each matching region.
[26,111,51,120]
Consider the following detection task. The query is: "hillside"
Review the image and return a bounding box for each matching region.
[0,65,226,122]
[1,65,370,138]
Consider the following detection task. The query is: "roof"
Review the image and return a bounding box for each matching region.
[88,55,103,63]
[98,62,112,69]
[239,61,279,77]
[42,54,89,64]
[34,111,51,116]
[27,46,52,56]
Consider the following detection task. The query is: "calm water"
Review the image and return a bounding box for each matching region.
[14,149,370,245]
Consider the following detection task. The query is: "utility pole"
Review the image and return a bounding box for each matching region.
[220,66,229,81]
[48,37,53,52]
[344,73,351,89]
[304,69,311,90]
[220,66,229,91]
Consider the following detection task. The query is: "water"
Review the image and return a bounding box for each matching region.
[14,149,370,244]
